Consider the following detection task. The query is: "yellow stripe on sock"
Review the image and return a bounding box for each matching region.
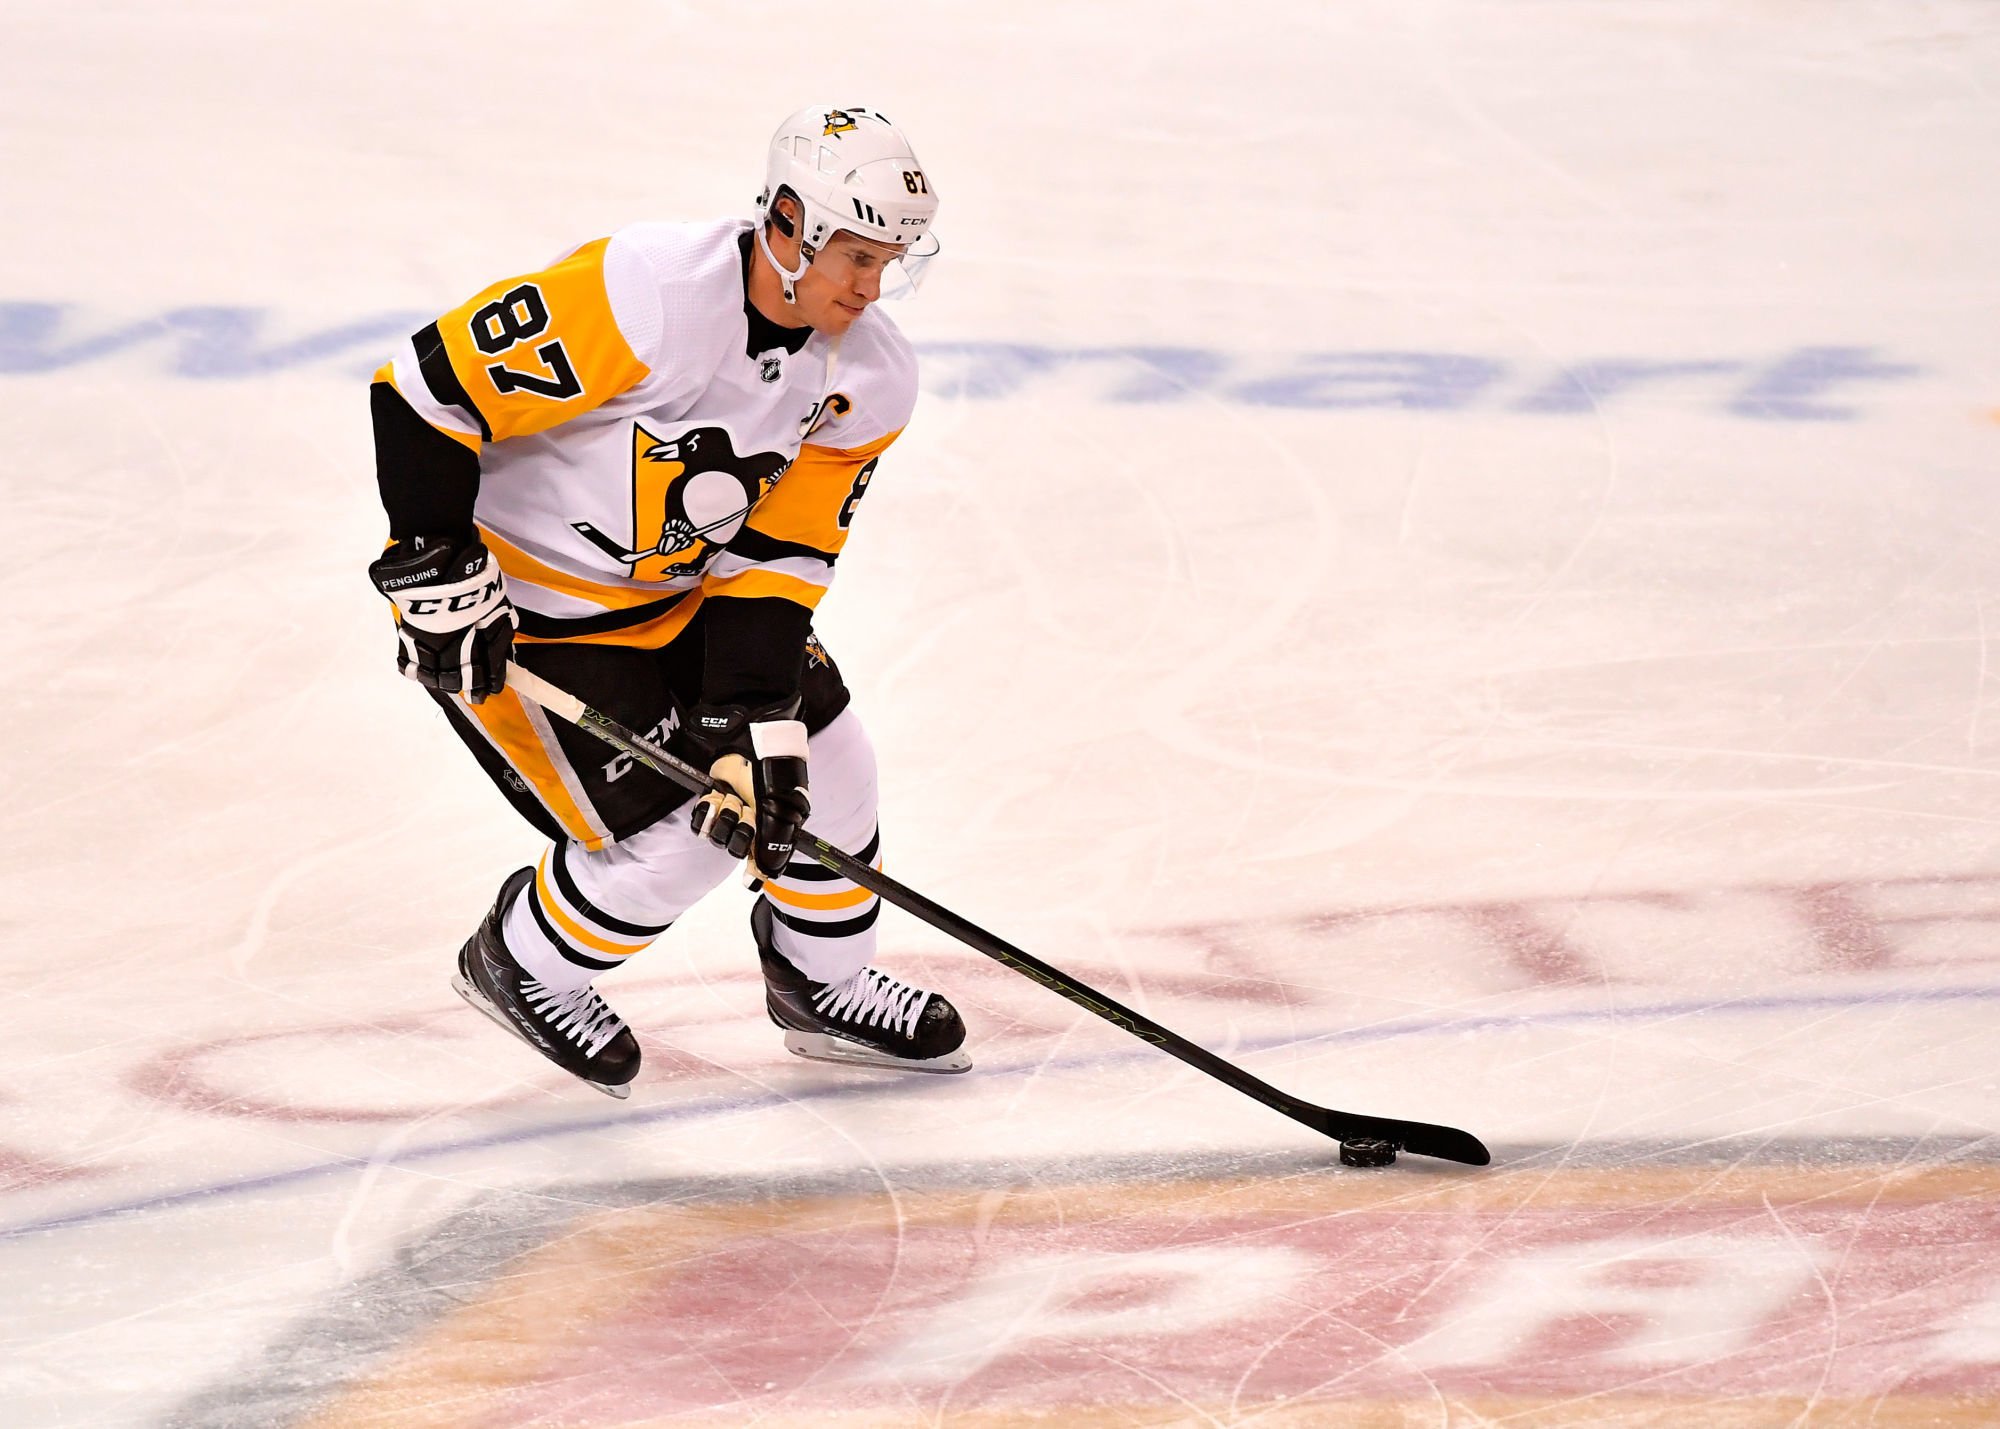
[534,852,652,957]
[762,869,881,912]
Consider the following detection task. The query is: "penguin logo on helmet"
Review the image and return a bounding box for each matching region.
[822,109,858,137]
[571,422,790,582]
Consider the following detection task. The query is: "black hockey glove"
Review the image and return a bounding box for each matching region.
[367,533,516,703]
[683,702,812,879]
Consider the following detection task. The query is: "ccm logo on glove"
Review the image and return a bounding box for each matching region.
[367,534,518,704]
[404,580,504,616]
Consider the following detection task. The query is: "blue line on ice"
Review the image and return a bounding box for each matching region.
[4,979,1994,1241]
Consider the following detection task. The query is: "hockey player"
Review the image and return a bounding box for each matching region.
[365,106,966,1097]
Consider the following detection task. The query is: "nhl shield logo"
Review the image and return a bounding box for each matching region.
[759,355,783,384]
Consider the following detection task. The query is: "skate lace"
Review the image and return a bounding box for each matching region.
[524,979,625,1057]
[813,968,929,1040]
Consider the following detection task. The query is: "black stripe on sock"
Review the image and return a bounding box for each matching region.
[552,843,673,938]
[782,827,880,883]
[413,321,492,442]
[527,882,622,972]
[770,900,881,941]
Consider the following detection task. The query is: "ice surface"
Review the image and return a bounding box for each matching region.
[3,2,1997,1424]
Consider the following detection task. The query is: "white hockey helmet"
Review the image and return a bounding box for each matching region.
[754,105,940,302]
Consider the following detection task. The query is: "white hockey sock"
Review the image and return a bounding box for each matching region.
[500,844,687,994]
[759,822,881,985]
[501,878,600,994]
[758,709,883,985]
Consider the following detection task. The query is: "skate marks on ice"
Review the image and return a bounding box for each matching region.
[8,864,2000,1242]
[164,1140,2000,1428]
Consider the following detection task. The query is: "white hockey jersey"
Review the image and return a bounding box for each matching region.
[376,218,916,649]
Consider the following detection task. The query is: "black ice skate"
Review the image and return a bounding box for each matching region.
[451,867,641,1099]
[753,899,970,1073]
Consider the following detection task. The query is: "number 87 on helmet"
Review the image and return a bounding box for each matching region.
[754,105,942,305]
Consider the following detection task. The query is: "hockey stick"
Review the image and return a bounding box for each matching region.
[502,661,1491,1167]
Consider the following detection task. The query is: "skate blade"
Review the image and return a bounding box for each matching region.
[782,1029,972,1075]
[451,973,633,1100]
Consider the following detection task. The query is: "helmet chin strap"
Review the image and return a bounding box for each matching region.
[756,223,814,306]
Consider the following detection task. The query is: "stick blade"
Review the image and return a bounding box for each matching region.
[1318,1109,1491,1166]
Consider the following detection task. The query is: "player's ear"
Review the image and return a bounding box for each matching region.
[770,193,798,239]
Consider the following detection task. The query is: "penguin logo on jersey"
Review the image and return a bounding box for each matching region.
[571,423,791,581]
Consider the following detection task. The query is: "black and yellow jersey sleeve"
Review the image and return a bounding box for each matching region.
[692,429,899,709]
[393,237,654,448]
[701,429,900,611]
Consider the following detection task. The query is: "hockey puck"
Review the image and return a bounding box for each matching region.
[1338,1137,1399,1168]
